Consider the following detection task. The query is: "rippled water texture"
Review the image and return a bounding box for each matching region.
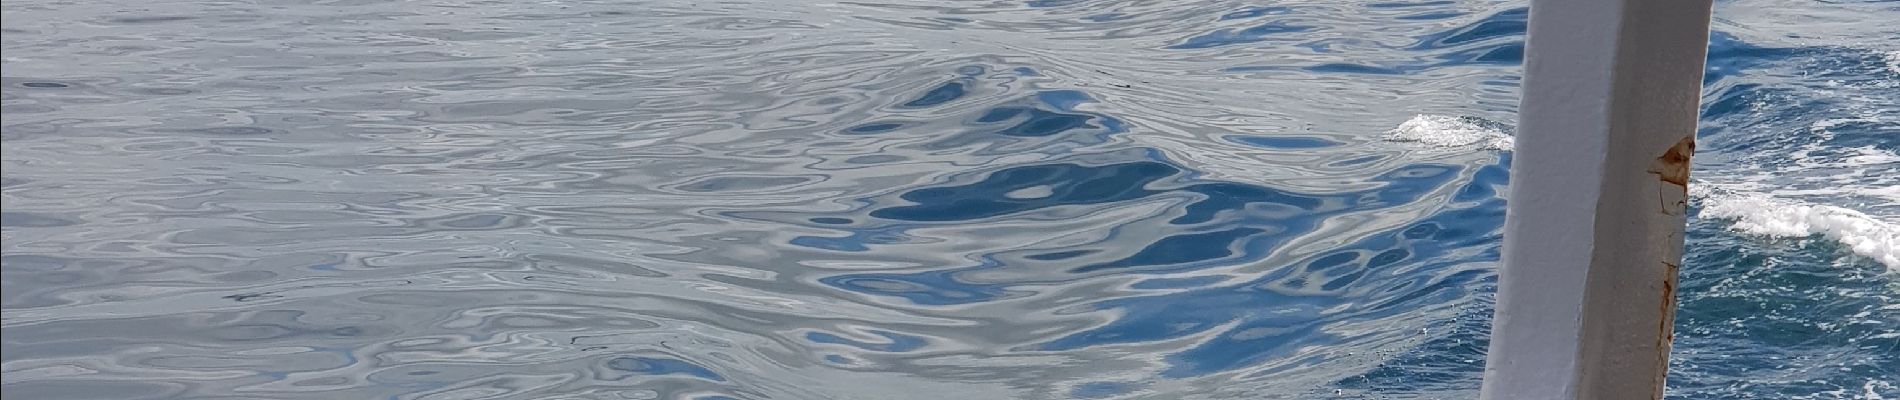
[3,0,1896,399]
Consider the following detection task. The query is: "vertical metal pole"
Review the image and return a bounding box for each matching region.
[1478,0,1713,399]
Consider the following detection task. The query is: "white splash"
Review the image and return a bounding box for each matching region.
[1384,114,1514,150]
[1793,380,1898,400]
[1383,115,1898,268]
[1690,117,1897,268]
[1692,184,1900,269]
[1854,380,1896,400]
[1838,146,1900,167]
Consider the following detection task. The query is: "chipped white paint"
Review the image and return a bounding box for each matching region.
[1478,0,1714,398]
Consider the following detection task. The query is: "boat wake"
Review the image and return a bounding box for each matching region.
[1693,184,1899,268]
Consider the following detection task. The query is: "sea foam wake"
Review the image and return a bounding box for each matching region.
[1693,185,1899,268]
[1388,114,1900,269]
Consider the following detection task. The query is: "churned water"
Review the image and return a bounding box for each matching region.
[2,0,1895,398]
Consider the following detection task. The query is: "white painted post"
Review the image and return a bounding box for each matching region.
[1478,0,1713,398]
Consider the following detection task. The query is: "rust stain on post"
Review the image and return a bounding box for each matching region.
[1651,136,1694,188]
[1650,136,1695,216]
[1654,260,1681,398]
[1648,137,1693,398]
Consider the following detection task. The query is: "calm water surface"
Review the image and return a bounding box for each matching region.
[3,0,1896,399]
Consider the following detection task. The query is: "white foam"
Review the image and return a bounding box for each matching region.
[1839,146,1900,167]
[1693,184,1900,269]
[1793,380,1898,400]
[1384,114,1514,150]
[1862,380,1894,400]
[1690,117,1897,267]
[1384,115,1898,268]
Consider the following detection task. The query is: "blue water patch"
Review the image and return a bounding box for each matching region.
[1228,135,1342,149]
[1025,249,1098,261]
[1411,8,1526,50]
[822,158,1464,308]
[821,269,1013,306]
[868,87,1126,151]
[1220,6,1295,21]
[1040,194,1505,377]
[870,162,1176,222]
[808,217,854,225]
[1703,31,1801,84]
[1817,118,1900,151]
[606,356,726,382]
[1452,152,1511,203]
[1701,83,1772,122]
[901,81,968,108]
[1430,43,1524,66]
[979,107,1095,137]
[1304,63,1408,75]
[1072,381,1144,398]
[844,122,906,134]
[1072,227,1268,273]
[867,160,1459,226]
[1226,7,1532,75]
[1394,11,1466,20]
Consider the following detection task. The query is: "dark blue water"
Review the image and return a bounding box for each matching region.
[2,0,1894,399]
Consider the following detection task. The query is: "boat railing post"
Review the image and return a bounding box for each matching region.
[1477,0,1714,398]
